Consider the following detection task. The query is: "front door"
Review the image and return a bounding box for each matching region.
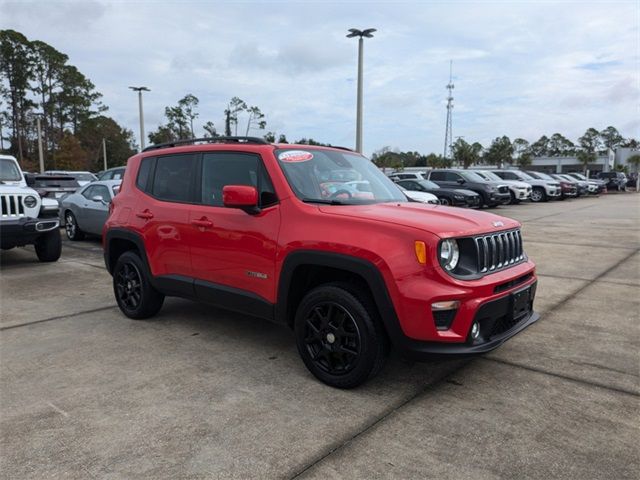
[187,151,280,305]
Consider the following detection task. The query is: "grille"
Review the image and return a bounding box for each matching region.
[474,229,524,273]
[0,194,26,218]
[498,185,509,194]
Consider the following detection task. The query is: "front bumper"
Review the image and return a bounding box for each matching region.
[488,191,511,205]
[395,279,539,359]
[0,217,59,248]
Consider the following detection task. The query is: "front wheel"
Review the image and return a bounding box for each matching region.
[113,251,164,319]
[530,187,546,203]
[34,229,61,262]
[440,197,451,206]
[294,283,388,389]
[64,211,85,240]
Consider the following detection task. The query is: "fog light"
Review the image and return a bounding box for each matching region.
[470,321,480,340]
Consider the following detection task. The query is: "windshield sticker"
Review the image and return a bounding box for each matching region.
[279,150,314,163]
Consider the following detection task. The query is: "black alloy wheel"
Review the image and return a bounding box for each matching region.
[115,262,143,311]
[113,251,164,319]
[303,302,361,376]
[295,283,388,388]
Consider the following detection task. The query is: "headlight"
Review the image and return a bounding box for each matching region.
[23,195,37,208]
[454,195,464,200]
[439,239,460,271]
[487,186,496,192]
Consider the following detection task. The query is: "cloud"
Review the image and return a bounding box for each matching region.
[1,0,638,154]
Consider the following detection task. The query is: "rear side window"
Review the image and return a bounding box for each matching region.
[136,157,154,192]
[200,152,277,208]
[152,154,196,202]
[429,171,445,181]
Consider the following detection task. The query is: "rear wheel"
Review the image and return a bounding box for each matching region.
[34,229,61,262]
[64,211,85,240]
[113,251,164,319]
[294,283,388,388]
[531,187,546,203]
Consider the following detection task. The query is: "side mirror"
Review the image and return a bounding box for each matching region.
[223,185,259,213]
[92,195,108,205]
[456,178,465,184]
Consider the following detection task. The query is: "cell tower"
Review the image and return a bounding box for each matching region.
[443,60,454,161]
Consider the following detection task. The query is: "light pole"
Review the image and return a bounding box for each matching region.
[346,28,376,153]
[129,86,150,150]
[36,114,45,173]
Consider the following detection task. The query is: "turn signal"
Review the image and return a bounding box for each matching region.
[414,241,427,264]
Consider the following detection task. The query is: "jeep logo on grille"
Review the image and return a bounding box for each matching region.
[493,221,504,227]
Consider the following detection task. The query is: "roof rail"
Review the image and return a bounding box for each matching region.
[142,136,270,152]
[328,145,354,152]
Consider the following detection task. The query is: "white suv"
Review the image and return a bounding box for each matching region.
[0,155,62,262]
[491,170,561,203]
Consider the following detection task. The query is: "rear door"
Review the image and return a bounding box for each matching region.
[133,154,197,283]
[187,151,281,305]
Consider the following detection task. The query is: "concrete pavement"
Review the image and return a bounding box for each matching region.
[1,193,638,479]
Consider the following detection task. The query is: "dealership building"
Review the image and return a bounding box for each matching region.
[528,148,639,174]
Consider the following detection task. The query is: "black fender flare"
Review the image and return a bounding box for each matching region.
[275,250,405,345]
[103,228,150,275]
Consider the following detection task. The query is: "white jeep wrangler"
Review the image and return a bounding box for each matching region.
[1,154,62,262]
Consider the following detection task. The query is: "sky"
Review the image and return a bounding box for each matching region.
[1,0,638,156]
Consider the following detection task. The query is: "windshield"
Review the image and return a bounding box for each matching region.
[0,158,22,181]
[460,171,487,182]
[276,149,406,204]
[418,179,440,189]
[73,173,96,181]
[479,171,502,182]
[534,172,554,181]
[571,173,586,180]
[515,171,534,180]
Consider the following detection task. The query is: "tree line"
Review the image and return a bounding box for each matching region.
[0,30,137,172]
[372,127,638,172]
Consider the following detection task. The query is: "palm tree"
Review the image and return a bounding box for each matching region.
[627,154,640,192]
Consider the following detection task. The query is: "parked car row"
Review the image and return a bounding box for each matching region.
[387,168,616,208]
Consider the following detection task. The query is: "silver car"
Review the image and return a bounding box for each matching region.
[59,180,120,240]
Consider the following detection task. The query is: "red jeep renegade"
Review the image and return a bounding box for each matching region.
[104,137,539,388]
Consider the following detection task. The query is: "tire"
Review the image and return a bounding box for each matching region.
[34,229,62,262]
[64,211,85,240]
[440,197,451,206]
[530,187,546,203]
[508,191,518,205]
[113,251,164,319]
[294,282,389,389]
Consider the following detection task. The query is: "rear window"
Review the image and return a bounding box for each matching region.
[26,175,80,188]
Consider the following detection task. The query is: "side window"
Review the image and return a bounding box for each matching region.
[112,168,125,180]
[137,157,155,192]
[200,152,277,208]
[81,186,95,199]
[429,171,445,181]
[92,185,111,202]
[101,171,113,180]
[444,172,461,182]
[152,154,195,202]
[504,172,517,180]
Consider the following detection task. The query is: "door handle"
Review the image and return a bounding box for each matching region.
[191,218,213,229]
[136,210,154,220]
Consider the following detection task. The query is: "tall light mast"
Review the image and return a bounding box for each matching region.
[443,61,454,161]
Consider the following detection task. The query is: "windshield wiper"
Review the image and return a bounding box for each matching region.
[301,198,346,205]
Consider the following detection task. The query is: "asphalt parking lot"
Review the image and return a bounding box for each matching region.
[1,193,639,479]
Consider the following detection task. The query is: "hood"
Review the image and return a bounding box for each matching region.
[318,202,520,238]
[437,187,479,197]
[404,191,438,203]
[0,184,38,195]
[497,180,530,188]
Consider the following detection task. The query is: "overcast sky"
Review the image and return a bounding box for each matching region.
[1,0,638,155]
